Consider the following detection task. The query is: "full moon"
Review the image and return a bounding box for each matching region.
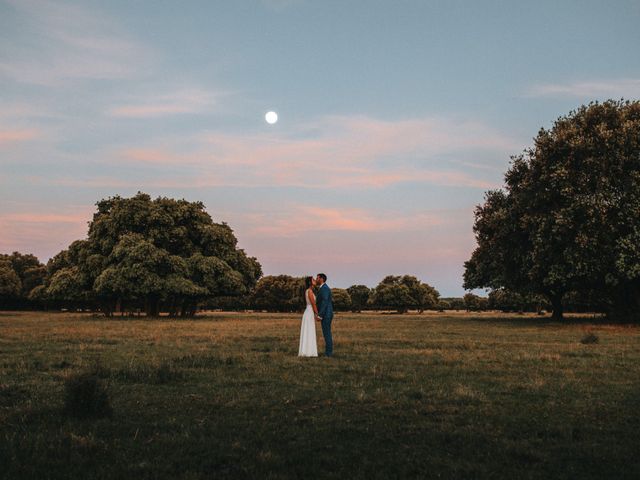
[265,111,278,124]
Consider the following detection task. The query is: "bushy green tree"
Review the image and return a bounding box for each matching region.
[440,297,465,310]
[369,275,439,313]
[42,192,261,316]
[487,288,548,313]
[252,275,304,312]
[0,252,47,308]
[346,285,371,312]
[42,240,96,311]
[0,259,21,303]
[463,293,488,311]
[465,100,640,320]
[2,252,46,298]
[332,288,352,312]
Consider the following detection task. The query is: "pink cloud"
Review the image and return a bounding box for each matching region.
[108,89,220,118]
[0,128,39,145]
[109,114,513,189]
[248,206,445,236]
[233,206,477,290]
[0,212,90,223]
[0,207,93,260]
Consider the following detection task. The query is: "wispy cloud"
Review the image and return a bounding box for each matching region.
[107,89,223,118]
[526,78,640,99]
[0,0,151,84]
[249,206,444,236]
[0,128,40,145]
[109,114,513,189]
[0,206,93,259]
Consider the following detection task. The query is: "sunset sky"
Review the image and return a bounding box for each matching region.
[1,0,639,295]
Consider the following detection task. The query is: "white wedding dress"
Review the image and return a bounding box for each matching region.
[298,289,318,357]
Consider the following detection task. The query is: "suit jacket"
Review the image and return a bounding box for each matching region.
[316,283,334,320]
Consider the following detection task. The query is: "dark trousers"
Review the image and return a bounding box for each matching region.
[321,315,333,356]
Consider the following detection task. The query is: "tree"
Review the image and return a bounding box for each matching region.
[46,266,90,310]
[2,252,46,298]
[487,288,549,313]
[0,252,47,308]
[346,285,371,312]
[93,233,205,317]
[42,192,261,316]
[462,293,482,312]
[0,259,21,304]
[369,275,439,313]
[464,100,640,321]
[252,275,304,312]
[332,288,352,312]
[440,297,465,310]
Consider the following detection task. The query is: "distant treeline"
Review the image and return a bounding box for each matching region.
[2,245,595,316]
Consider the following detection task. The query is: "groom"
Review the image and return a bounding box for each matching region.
[315,273,334,357]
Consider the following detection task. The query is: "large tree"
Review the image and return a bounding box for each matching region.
[0,258,21,303]
[42,192,261,316]
[0,252,47,308]
[346,285,371,312]
[464,100,640,320]
[369,275,439,313]
[332,288,352,312]
[252,275,305,312]
[463,293,488,312]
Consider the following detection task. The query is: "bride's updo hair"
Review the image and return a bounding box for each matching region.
[304,276,313,289]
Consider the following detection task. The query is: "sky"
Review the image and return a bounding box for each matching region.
[1,0,639,296]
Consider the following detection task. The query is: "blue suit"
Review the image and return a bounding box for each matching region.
[316,283,334,356]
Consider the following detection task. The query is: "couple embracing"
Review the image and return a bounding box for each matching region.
[298,273,334,358]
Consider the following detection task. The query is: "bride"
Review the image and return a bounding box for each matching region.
[299,276,319,357]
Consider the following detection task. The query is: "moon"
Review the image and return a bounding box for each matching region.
[265,111,278,124]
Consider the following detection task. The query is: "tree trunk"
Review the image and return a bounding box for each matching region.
[550,293,564,321]
[168,297,177,317]
[102,300,114,317]
[609,281,640,322]
[145,297,160,317]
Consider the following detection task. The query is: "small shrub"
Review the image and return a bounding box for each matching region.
[580,332,599,345]
[63,372,112,419]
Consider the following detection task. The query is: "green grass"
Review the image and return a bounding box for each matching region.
[1,310,639,479]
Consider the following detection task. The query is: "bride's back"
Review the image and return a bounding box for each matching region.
[305,288,312,307]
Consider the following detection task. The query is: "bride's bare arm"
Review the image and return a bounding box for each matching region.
[308,290,319,315]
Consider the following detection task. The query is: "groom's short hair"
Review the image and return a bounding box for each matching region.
[317,273,327,283]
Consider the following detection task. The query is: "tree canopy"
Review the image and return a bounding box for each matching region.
[464,100,640,320]
[332,288,352,312]
[369,275,439,313]
[346,285,371,312]
[252,275,305,312]
[0,252,46,308]
[40,192,261,316]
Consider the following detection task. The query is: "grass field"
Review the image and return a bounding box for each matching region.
[1,310,639,479]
